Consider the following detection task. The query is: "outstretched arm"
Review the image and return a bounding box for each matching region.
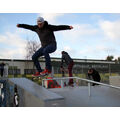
[48,24,73,31]
[17,24,36,31]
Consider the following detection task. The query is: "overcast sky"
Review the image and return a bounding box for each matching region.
[0,13,120,60]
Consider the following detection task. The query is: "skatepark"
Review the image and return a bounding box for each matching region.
[0,58,120,107]
[0,75,120,107]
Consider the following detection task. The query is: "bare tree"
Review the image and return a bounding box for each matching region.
[25,39,41,70]
[25,40,41,60]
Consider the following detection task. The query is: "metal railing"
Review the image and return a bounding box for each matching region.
[42,77,120,97]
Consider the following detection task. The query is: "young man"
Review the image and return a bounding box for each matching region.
[60,51,74,86]
[88,68,101,86]
[17,17,73,77]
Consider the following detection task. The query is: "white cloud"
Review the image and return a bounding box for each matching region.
[99,20,120,40]
[0,32,27,59]
[62,46,76,56]
[0,32,26,48]
[96,45,117,53]
[60,24,98,42]
[63,46,71,51]
[77,44,120,59]
[39,13,64,23]
[51,50,61,57]
[90,14,103,20]
[51,46,76,58]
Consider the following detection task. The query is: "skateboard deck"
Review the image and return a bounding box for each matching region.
[32,74,53,80]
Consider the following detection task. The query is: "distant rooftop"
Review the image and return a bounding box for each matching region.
[0,57,115,64]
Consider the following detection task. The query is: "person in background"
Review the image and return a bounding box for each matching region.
[88,68,101,86]
[0,62,5,77]
[61,51,74,86]
[17,17,73,77]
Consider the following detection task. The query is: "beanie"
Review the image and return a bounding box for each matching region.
[37,17,44,23]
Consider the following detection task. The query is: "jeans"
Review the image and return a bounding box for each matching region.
[68,61,74,84]
[32,43,57,72]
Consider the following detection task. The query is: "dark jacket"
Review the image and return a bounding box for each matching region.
[18,21,71,47]
[61,51,73,67]
[0,63,5,70]
[88,69,101,82]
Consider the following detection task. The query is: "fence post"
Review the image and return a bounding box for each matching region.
[61,80,63,88]
[51,67,54,78]
[88,82,91,97]
[76,78,79,86]
[42,80,44,87]
[109,64,111,76]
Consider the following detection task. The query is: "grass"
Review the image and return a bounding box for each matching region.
[7,73,120,85]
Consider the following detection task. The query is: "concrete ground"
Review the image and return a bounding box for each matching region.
[50,85,120,107]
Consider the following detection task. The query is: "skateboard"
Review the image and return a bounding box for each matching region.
[32,74,52,80]
[31,74,52,86]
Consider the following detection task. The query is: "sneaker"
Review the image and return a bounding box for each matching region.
[32,72,40,77]
[40,69,51,76]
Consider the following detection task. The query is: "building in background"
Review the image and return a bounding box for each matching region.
[0,57,118,76]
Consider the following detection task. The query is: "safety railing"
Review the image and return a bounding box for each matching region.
[42,77,120,97]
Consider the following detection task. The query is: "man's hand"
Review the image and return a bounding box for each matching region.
[70,26,73,29]
[16,24,20,27]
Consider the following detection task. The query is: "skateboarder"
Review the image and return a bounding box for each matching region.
[88,68,101,86]
[17,17,73,77]
[60,51,74,86]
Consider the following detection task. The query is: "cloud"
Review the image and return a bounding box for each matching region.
[77,44,120,59]
[63,46,76,55]
[0,32,27,59]
[60,24,98,42]
[51,46,76,58]
[99,20,120,40]
[96,45,117,53]
[90,14,103,20]
[39,13,64,23]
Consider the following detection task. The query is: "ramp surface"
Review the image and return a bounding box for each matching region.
[8,78,64,106]
[50,86,120,107]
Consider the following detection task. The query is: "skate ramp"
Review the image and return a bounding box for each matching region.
[8,78,64,107]
[3,77,120,107]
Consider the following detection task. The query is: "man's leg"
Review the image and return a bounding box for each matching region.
[68,62,74,85]
[42,44,56,72]
[32,47,44,73]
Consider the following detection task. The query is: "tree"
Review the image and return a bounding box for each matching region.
[25,40,41,60]
[25,40,41,70]
[106,55,114,61]
[117,57,120,63]
[114,59,118,64]
[114,57,120,64]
